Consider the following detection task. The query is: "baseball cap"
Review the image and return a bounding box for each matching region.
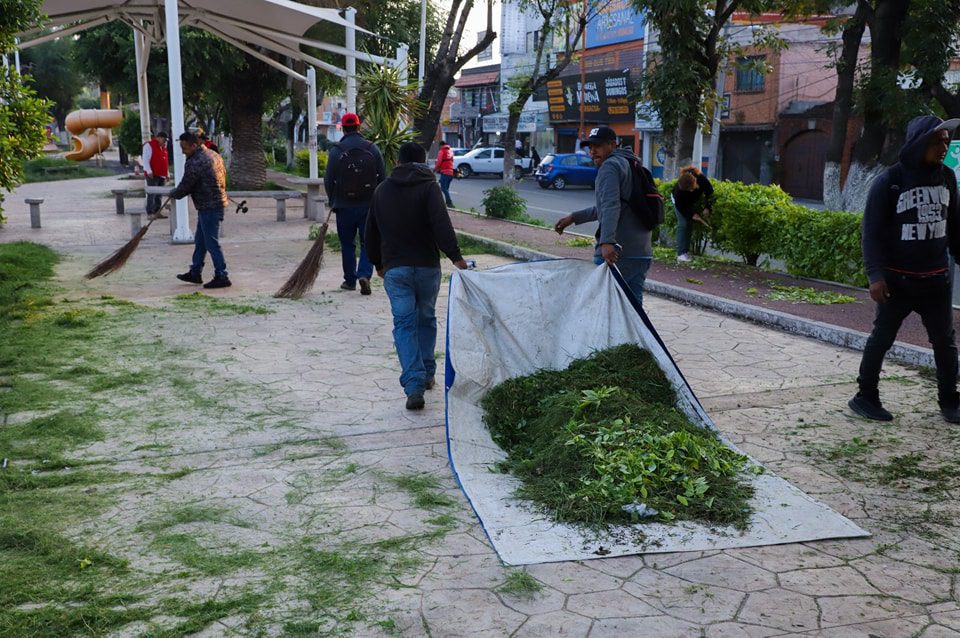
[584,126,617,145]
[935,118,960,133]
[341,112,361,127]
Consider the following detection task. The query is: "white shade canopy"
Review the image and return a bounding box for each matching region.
[16,0,400,244]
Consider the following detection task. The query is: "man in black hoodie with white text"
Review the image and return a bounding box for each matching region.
[366,142,469,411]
[850,115,960,423]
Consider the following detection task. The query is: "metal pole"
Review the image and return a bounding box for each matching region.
[134,29,152,143]
[692,125,703,169]
[397,44,409,130]
[345,7,357,113]
[164,0,193,243]
[707,53,727,178]
[418,0,427,86]
[307,67,318,179]
[14,39,20,73]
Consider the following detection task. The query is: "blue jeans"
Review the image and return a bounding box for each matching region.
[383,267,441,396]
[335,206,373,286]
[596,256,652,307]
[676,212,692,255]
[191,209,227,278]
[439,174,454,207]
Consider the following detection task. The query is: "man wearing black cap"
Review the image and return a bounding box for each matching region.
[324,112,386,296]
[850,116,960,423]
[554,126,653,304]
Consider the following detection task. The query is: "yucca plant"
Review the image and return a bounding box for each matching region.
[357,64,423,169]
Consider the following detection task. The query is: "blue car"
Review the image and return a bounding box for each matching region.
[534,153,598,190]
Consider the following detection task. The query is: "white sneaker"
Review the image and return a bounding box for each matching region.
[677,253,693,263]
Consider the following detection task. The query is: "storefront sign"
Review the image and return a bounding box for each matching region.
[540,69,633,123]
[585,0,645,49]
[481,111,540,133]
[945,141,960,180]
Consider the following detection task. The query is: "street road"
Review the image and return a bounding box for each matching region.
[447,175,599,237]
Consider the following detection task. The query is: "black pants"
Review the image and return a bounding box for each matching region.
[858,272,958,400]
[145,175,166,214]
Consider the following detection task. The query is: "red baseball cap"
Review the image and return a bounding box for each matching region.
[341,112,361,127]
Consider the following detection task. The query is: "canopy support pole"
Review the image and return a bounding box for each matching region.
[346,7,357,112]
[133,29,152,143]
[165,0,193,243]
[307,67,318,179]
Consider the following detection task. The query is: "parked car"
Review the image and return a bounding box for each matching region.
[451,147,470,157]
[454,147,533,179]
[534,153,598,190]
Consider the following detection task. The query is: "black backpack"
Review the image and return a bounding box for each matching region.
[335,141,379,201]
[621,156,664,230]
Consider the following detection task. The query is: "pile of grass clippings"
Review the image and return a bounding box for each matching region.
[481,344,759,530]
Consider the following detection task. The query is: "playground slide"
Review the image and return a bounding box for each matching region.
[64,109,122,161]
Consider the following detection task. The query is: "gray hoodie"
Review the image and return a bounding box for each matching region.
[570,148,653,259]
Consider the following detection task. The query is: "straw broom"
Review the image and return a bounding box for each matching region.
[85,198,171,279]
[274,208,335,299]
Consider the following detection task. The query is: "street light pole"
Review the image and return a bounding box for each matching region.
[418,0,427,86]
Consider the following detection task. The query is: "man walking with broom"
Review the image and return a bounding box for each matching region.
[172,131,232,289]
[324,112,385,296]
[365,142,468,410]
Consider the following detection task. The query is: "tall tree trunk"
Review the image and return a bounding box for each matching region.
[932,82,960,119]
[851,0,908,166]
[839,0,908,212]
[414,0,496,148]
[823,0,868,210]
[228,74,267,189]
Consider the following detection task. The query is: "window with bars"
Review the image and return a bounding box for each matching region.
[735,55,766,93]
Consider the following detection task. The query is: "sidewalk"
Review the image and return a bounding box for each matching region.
[5,175,957,636]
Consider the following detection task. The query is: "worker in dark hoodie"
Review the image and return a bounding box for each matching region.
[850,115,960,424]
[365,142,469,411]
[554,126,654,305]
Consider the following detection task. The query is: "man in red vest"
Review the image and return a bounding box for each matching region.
[142,131,169,219]
[433,141,455,207]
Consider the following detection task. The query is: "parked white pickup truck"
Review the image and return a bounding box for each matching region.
[454,147,534,179]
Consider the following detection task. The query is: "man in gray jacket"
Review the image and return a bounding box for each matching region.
[554,126,653,304]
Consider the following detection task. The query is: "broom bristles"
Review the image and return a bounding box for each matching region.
[85,219,155,279]
[274,223,328,299]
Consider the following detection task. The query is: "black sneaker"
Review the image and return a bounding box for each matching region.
[425,376,436,391]
[340,281,356,291]
[939,393,960,423]
[405,393,425,410]
[177,271,202,284]
[203,276,232,289]
[848,392,893,421]
[359,278,372,296]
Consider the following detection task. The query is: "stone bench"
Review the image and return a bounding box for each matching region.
[41,165,80,176]
[138,187,312,222]
[226,190,304,221]
[25,198,43,229]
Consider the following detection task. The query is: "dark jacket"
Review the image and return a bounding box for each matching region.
[672,173,714,219]
[862,115,960,284]
[570,148,653,259]
[324,132,387,209]
[365,163,463,272]
[171,146,228,211]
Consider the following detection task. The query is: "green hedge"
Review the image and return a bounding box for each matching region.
[656,179,865,287]
[293,148,328,177]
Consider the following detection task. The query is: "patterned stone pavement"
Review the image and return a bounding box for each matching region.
[3,175,960,637]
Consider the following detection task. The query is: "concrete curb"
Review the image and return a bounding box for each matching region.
[642,279,935,369]
[454,229,937,369]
